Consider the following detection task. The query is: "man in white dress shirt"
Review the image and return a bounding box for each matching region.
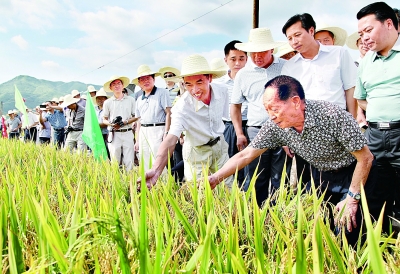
[140,54,233,189]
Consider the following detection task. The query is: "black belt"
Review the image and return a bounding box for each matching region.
[114,128,132,132]
[368,121,400,130]
[141,123,165,127]
[247,125,262,129]
[204,136,220,146]
[54,128,64,131]
[223,120,248,127]
[70,129,83,132]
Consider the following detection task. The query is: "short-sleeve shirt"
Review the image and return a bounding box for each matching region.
[354,36,400,122]
[96,106,109,135]
[231,56,286,126]
[103,94,136,130]
[169,83,229,146]
[44,110,67,129]
[281,44,357,109]
[249,100,366,171]
[38,121,51,138]
[135,86,171,124]
[65,104,85,130]
[213,73,248,121]
[6,117,21,131]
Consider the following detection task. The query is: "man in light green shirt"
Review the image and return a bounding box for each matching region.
[354,1,400,230]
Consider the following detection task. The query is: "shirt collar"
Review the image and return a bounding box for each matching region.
[253,55,280,70]
[141,86,157,100]
[372,35,400,61]
[293,43,330,62]
[111,94,128,101]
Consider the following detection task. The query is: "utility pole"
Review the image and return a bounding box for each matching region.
[253,0,259,29]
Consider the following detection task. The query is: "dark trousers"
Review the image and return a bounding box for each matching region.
[9,132,19,139]
[171,141,184,182]
[223,121,247,187]
[39,137,51,144]
[25,127,37,142]
[246,126,288,207]
[102,134,111,160]
[311,160,386,246]
[366,127,400,224]
[53,129,65,149]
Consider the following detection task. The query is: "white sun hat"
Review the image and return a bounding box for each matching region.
[209,58,229,71]
[103,75,130,93]
[159,66,181,79]
[178,54,226,79]
[235,28,286,53]
[346,32,361,50]
[51,97,59,103]
[7,110,14,115]
[131,65,161,85]
[60,94,80,108]
[95,88,111,98]
[315,24,348,46]
[58,96,64,102]
[87,85,98,93]
[71,90,80,97]
[275,43,296,58]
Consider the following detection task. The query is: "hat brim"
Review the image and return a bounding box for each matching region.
[315,27,347,46]
[346,32,360,50]
[159,67,181,79]
[235,41,287,53]
[179,70,227,80]
[131,72,161,85]
[60,97,80,108]
[103,76,130,93]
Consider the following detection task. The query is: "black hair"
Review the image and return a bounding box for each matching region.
[282,13,316,35]
[357,2,398,31]
[264,75,305,100]
[224,40,247,56]
[393,8,400,25]
[315,30,334,39]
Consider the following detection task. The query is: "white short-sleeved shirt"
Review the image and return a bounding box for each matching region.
[281,44,357,109]
[103,94,136,130]
[135,87,172,124]
[169,83,229,147]
[213,74,248,121]
[231,56,286,126]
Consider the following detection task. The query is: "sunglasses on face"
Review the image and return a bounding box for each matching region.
[164,73,176,78]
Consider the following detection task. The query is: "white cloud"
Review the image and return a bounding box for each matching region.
[41,60,60,69]
[11,35,28,50]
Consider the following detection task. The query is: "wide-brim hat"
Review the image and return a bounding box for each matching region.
[58,96,64,102]
[235,28,286,53]
[315,24,347,46]
[346,31,360,50]
[95,88,111,98]
[13,109,18,114]
[275,43,296,58]
[103,75,130,93]
[51,97,59,103]
[210,58,229,71]
[60,94,80,108]
[159,66,181,79]
[7,110,14,115]
[71,90,80,97]
[87,85,97,93]
[131,65,161,85]
[178,54,226,79]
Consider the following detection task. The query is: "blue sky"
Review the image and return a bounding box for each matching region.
[1,0,398,88]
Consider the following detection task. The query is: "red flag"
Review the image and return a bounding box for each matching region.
[1,116,7,138]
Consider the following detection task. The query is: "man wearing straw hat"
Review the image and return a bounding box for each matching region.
[281,13,357,118]
[132,65,172,172]
[159,66,181,104]
[55,94,87,152]
[102,76,137,171]
[211,40,248,187]
[39,100,67,149]
[314,24,347,46]
[231,28,287,206]
[71,89,86,107]
[6,110,22,139]
[139,54,233,189]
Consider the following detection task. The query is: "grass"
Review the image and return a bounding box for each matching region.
[0,138,399,273]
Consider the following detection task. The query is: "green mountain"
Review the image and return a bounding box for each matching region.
[0,75,102,115]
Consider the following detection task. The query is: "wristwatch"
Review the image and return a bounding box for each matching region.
[347,190,361,201]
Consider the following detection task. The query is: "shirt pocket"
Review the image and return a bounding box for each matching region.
[315,65,341,92]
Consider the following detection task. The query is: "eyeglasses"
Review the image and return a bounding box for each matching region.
[164,73,175,78]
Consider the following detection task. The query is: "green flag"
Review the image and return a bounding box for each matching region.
[14,85,28,128]
[82,94,108,161]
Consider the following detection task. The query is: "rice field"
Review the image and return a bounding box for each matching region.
[0,138,399,273]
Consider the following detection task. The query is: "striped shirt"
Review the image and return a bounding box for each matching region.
[231,56,286,126]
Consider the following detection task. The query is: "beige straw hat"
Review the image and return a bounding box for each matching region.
[87,85,98,93]
[275,43,296,58]
[315,24,348,46]
[7,110,14,115]
[159,66,181,79]
[58,96,64,102]
[60,94,80,108]
[13,109,19,114]
[178,54,226,79]
[235,28,286,53]
[103,75,130,93]
[131,65,161,85]
[209,58,229,71]
[346,32,360,50]
[71,90,80,97]
[51,97,59,103]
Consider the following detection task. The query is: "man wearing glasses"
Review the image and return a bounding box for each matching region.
[132,65,172,172]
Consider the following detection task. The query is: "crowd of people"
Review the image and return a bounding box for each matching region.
[2,1,399,246]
